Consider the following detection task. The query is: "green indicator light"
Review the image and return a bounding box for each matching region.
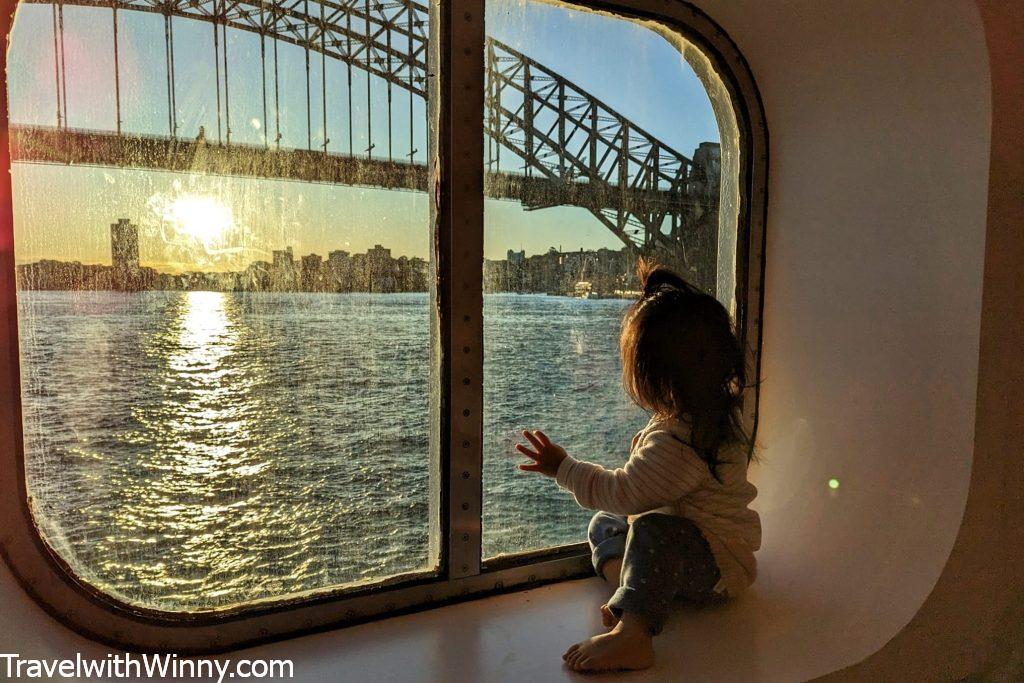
[828,478,840,490]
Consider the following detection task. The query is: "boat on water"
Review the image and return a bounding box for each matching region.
[573,280,594,299]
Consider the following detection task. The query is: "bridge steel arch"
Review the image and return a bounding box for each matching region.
[17,0,719,268]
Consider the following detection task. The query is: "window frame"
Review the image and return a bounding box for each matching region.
[0,0,767,653]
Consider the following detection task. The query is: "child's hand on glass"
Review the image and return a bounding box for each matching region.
[515,429,567,477]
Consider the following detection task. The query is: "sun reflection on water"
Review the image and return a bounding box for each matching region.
[172,290,235,370]
[24,290,437,609]
[165,291,249,474]
[106,290,282,602]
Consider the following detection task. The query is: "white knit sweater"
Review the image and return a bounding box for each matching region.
[555,414,761,597]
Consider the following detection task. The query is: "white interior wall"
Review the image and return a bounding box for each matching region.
[0,1,992,681]
[704,0,990,674]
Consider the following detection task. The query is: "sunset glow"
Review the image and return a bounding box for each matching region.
[162,195,234,247]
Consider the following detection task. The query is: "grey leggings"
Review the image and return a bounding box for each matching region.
[588,511,724,635]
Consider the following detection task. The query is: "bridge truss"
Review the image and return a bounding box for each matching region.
[16,0,719,269]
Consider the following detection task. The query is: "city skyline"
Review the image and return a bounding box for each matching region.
[18,217,428,292]
[18,217,641,296]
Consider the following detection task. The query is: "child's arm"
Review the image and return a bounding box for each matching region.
[515,428,706,516]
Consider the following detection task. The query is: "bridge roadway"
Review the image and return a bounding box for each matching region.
[9,125,692,220]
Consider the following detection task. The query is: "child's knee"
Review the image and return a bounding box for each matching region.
[588,511,628,546]
[627,513,678,546]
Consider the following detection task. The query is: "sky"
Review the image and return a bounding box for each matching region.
[9,0,719,273]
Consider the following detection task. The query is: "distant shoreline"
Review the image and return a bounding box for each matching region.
[16,288,641,299]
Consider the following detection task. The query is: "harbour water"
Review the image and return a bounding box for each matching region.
[17,290,644,611]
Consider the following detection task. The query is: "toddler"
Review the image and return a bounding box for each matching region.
[515,262,761,673]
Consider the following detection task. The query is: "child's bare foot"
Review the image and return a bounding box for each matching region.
[563,615,654,673]
[600,604,619,628]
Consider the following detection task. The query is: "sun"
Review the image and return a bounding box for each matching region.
[164,195,234,245]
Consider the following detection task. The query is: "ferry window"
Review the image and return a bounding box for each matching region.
[9,0,437,611]
[0,0,762,648]
[482,0,741,559]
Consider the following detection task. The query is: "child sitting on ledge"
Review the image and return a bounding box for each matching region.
[514,261,761,673]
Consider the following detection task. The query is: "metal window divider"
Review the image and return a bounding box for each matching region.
[430,0,486,582]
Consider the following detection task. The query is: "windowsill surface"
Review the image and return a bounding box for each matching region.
[0,553,896,682]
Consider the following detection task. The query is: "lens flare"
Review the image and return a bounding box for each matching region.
[163,195,234,246]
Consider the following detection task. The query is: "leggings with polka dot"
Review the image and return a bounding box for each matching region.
[588,511,724,635]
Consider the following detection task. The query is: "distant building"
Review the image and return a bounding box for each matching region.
[111,218,139,271]
[366,244,391,262]
[327,249,351,264]
[110,218,140,290]
[271,247,298,290]
[301,253,324,291]
[244,260,272,291]
[366,244,395,292]
[395,256,428,292]
[272,247,294,270]
[327,250,353,292]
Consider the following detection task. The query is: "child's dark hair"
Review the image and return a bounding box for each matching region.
[620,260,752,479]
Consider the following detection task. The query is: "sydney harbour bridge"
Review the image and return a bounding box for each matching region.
[10,0,721,280]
